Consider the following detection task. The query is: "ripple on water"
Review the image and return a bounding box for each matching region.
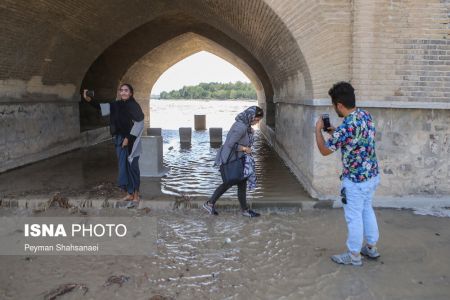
[151,209,323,298]
[161,130,308,201]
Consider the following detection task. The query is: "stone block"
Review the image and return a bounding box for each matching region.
[147,128,162,136]
[140,136,169,177]
[179,127,192,144]
[209,127,222,144]
[194,115,206,131]
[139,177,164,199]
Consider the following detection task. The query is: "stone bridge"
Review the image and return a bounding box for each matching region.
[1,0,449,199]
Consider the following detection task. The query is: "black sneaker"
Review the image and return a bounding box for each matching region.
[202,201,218,215]
[242,209,260,218]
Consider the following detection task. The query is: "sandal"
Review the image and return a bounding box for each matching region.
[122,195,134,201]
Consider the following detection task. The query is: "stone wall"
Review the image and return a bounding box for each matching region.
[262,0,450,199]
[352,0,450,102]
[265,103,450,199]
[373,107,450,196]
[0,101,80,172]
[1,0,448,199]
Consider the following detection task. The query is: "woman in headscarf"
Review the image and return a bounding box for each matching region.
[82,84,144,208]
[203,106,264,217]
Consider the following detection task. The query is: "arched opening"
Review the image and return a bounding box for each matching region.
[77,3,314,132]
[3,0,449,201]
[79,14,285,131]
[142,49,264,197]
[2,0,317,196]
[118,33,264,129]
[148,50,258,130]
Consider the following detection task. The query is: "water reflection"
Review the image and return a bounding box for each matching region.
[161,129,308,200]
[0,100,309,202]
[0,131,308,202]
[151,99,309,201]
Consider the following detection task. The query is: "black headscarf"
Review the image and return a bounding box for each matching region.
[109,96,144,137]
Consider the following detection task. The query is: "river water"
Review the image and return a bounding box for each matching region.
[1,208,449,299]
[0,100,309,203]
[151,99,308,200]
[1,101,449,299]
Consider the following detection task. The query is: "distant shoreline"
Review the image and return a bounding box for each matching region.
[150,98,257,102]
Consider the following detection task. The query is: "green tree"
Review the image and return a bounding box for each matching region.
[158,82,256,100]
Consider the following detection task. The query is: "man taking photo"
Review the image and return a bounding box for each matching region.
[315,81,381,266]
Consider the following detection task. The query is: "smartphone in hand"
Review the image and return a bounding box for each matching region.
[85,90,94,98]
[322,114,331,132]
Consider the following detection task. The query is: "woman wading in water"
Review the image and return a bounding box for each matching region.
[203,106,264,217]
[83,84,144,208]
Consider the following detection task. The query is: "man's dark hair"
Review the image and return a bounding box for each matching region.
[255,106,264,118]
[328,81,355,109]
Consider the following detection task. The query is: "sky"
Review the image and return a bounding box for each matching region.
[151,51,251,95]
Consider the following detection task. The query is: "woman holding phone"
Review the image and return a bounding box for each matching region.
[82,84,144,207]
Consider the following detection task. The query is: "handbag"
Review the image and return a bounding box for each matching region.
[220,143,244,185]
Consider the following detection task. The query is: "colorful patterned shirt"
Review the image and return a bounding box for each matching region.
[326,108,379,183]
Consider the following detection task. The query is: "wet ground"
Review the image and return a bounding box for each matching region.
[0,140,119,199]
[0,129,309,203]
[1,99,267,200]
[1,100,449,299]
[0,207,449,299]
[161,130,308,200]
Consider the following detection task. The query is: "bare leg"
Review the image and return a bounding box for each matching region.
[122,193,134,201]
[133,190,140,202]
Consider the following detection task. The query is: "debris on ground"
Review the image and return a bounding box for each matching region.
[173,193,193,209]
[43,283,88,300]
[137,207,152,215]
[68,207,88,215]
[32,192,72,213]
[103,275,130,287]
[88,182,123,199]
[47,193,72,208]
[149,295,174,300]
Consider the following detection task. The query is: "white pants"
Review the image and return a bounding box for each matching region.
[342,175,380,253]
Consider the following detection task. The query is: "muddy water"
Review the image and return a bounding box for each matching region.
[1,101,449,300]
[161,129,308,200]
[0,141,118,198]
[151,99,308,200]
[0,130,308,202]
[0,100,309,202]
[1,208,449,299]
[149,99,258,130]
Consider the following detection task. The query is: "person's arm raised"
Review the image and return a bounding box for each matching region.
[315,118,334,156]
[82,89,92,102]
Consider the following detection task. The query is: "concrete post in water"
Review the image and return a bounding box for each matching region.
[209,127,223,146]
[194,115,206,131]
[139,178,164,199]
[147,128,162,136]
[140,136,168,177]
[179,127,192,144]
[140,136,169,198]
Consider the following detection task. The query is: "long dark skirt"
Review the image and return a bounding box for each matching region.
[115,135,140,194]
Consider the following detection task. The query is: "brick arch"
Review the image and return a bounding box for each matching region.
[0,0,328,185]
[124,32,265,97]
[80,6,312,130]
[2,0,330,101]
[3,0,450,199]
[118,33,269,129]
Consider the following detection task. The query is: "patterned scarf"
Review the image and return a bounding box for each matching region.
[235,106,257,190]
